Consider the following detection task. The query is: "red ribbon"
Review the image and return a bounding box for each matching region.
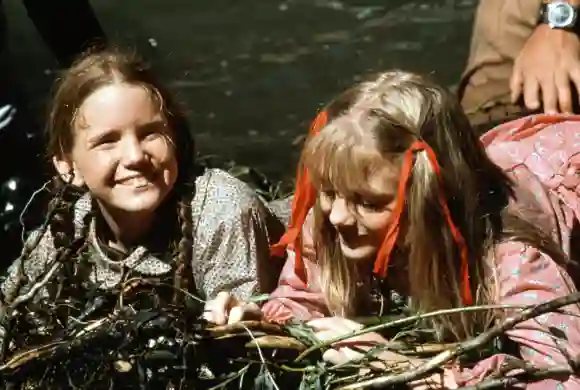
[270,113,472,305]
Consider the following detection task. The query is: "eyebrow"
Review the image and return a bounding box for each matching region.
[85,119,167,143]
[138,119,167,131]
[355,191,395,202]
[86,128,118,145]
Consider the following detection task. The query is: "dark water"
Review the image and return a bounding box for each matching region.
[5,0,476,181]
[0,0,477,260]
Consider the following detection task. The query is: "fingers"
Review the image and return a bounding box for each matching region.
[510,65,523,104]
[203,291,235,325]
[322,348,346,365]
[313,329,337,342]
[570,68,580,112]
[322,347,362,365]
[523,75,541,111]
[228,302,261,324]
[203,292,263,325]
[555,72,573,113]
[307,317,363,333]
[511,60,572,114]
[540,75,558,114]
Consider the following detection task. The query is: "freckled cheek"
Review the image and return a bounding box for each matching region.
[74,151,117,179]
[318,196,332,215]
[360,211,392,238]
[146,138,176,165]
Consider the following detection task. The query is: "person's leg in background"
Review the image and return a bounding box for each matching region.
[0,0,107,265]
[22,0,107,67]
[458,0,541,135]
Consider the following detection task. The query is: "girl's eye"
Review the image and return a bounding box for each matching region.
[360,201,386,211]
[91,134,118,148]
[320,189,336,199]
[354,193,393,212]
[140,121,168,141]
[143,130,161,140]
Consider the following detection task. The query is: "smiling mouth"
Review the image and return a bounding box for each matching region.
[338,233,361,248]
[116,176,152,187]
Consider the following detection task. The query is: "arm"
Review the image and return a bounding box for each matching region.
[261,249,329,323]
[452,241,580,388]
[191,170,282,301]
[261,211,329,323]
[511,0,580,113]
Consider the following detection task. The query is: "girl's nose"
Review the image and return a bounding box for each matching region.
[121,136,147,166]
[328,196,356,227]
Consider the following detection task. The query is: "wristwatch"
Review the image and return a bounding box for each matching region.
[539,0,580,30]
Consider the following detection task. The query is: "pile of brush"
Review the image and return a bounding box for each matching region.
[1,287,578,389]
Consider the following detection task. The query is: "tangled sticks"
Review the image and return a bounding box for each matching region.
[0,181,310,389]
[0,275,214,389]
[0,280,315,390]
[3,181,580,389]
[0,181,213,389]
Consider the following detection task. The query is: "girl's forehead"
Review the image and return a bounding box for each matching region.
[305,113,402,197]
[75,83,161,131]
[312,153,400,198]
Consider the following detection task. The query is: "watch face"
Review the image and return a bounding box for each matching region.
[550,3,575,27]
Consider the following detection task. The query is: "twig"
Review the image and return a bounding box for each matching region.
[296,304,527,362]
[206,364,251,390]
[0,178,64,361]
[240,322,280,390]
[19,179,52,244]
[10,262,61,308]
[337,291,580,389]
[456,364,576,390]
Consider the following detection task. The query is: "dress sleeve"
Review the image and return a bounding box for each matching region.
[261,212,330,323]
[452,241,580,388]
[260,249,329,323]
[191,170,282,301]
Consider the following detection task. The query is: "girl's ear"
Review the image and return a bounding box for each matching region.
[52,156,85,187]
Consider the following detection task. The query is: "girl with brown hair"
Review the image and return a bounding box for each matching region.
[0,47,281,357]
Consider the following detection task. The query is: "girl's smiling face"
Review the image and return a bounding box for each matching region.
[318,167,397,262]
[55,82,178,221]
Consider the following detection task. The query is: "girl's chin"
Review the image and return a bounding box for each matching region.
[339,241,377,262]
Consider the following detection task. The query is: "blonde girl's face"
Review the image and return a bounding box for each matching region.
[56,82,178,219]
[318,168,397,262]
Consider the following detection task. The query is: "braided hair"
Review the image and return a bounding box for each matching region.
[43,46,197,300]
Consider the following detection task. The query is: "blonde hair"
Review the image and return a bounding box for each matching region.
[300,70,564,340]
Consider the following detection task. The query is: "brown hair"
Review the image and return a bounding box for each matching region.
[37,47,196,301]
[299,70,564,340]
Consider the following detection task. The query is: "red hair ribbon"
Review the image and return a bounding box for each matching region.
[373,141,472,305]
[270,116,472,306]
[270,111,328,284]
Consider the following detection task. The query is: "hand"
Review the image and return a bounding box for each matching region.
[511,24,580,114]
[203,291,261,325]
[308,317,458,388]
[307,317,389,365]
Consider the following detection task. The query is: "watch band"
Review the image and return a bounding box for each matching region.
[539,0,580,32]
[542,0,580,5]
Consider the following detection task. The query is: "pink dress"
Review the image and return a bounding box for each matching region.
[262,114,580,388]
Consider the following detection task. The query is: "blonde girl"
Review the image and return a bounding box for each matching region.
[261,71,580,389]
